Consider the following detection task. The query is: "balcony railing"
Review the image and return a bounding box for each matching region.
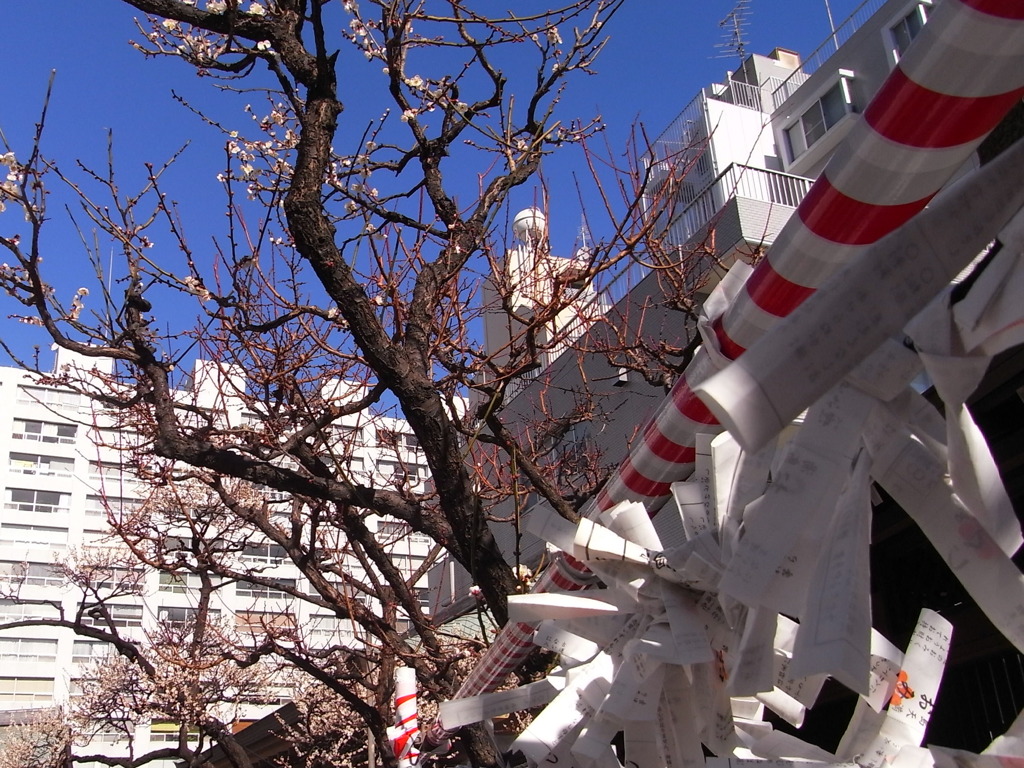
[769,0,886,110]
[667,163,813,247]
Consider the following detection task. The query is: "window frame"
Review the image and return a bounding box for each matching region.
[885,1,932,65]
[783,73,855,163]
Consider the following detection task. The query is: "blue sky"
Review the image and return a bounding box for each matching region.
[0,0,864,364]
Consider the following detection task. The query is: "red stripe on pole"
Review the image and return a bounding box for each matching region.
[743,259,818,317]
[396,694,416,707]
[671,378,718,424]
[713,315,747,359]
[960,0,1024,19]
[398,714,418,727]
[619,458,673,498]
[866,68,1024,148]
[798,175,932,244]
[644,422,697,463]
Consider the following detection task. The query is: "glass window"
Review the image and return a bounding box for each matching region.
[72,640,111,664]
[786,79,853,161]
[891,4,928,59]
[158,572,201,593]
[85,495,139,518]
[4,488,71,515]
[12,419,77,443]
[378,520,411,539]
[0,599,60,621]
[235,610,296,632]
[0,676,54,702]
[242,542,288,564]
[0,522,69,547]
[0,561,63,588]
[81,603,144,628]
[150,721,200,743]
[236,579,296,600]
[9,452,75,477]
[17,385,80,409]
[0,637,58,663]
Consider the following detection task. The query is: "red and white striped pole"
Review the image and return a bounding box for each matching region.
[426,0,1024,747]
[391,666,419,768]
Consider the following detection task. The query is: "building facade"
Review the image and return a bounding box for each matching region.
[0,351,434,763]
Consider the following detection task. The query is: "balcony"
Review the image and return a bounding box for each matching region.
[666,163,812,250]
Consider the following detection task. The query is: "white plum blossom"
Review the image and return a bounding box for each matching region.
[206,0,227,11]
[248,2,265,16]
[162,18,179,31]
[546,26,562,45]
[256,40,272,52]
[400,109,416,122]
[405,75,424,89]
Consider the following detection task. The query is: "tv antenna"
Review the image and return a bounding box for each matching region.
[713,0,752,63]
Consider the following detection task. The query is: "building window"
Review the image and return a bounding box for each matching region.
[378,520,411,539]
[784,77,854,162]
[81,603,144,628]
[16,385,80,409]
[72,640,111,665]
[4,488,71,515]
[0,637,58,663]
[0,522,69,548]
[236,579,296,600]
[8,452,75,478]
[89,460,130,482]
[12,419,76,444]
[235,610,296,633]
[378,459,427,487]
[91,566,145,593]
[158,572,202,593]
[0,676,54,702]
[889,2,930,61]
[150,721,200,743]
[156,606,219,628]
[0,561,63,588]
[85,494,139,519]
[0,599,60,621]
[331,423,362,446]
[242,542,288,564]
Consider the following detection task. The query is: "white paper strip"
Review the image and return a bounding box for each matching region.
[790,447,873,694]
[507,592,624,623]
[859,609,953,768]
[438,677,563,730]
[533,619,601,664]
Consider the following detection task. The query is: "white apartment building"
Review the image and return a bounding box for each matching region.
[0,349,434,762]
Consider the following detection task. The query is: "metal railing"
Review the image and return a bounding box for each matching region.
[668,163,813,246]
[770,0,887,110]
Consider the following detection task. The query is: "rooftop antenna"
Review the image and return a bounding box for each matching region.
[577,214,591,253]
[713,0,752,65]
